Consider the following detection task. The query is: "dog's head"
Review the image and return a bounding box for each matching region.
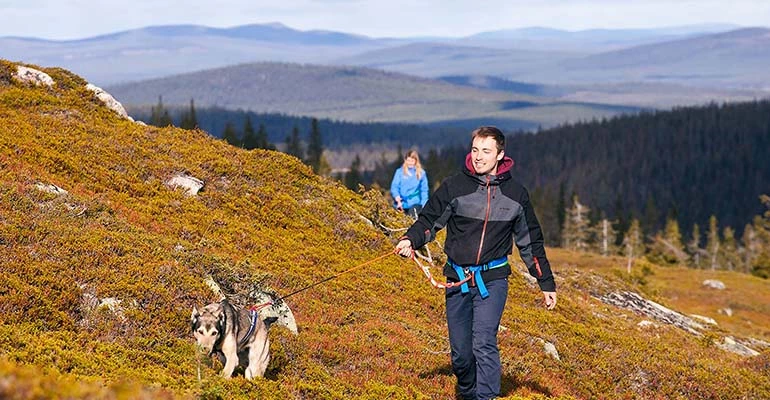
[191,303,226,355]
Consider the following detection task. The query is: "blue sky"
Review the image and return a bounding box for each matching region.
[1,0,769,40]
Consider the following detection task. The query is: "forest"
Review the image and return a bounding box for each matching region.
[135,98,770,279]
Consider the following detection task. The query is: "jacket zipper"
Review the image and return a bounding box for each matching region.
[475,176,492,264]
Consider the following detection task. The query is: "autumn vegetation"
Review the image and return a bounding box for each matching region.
[1,60,769,399]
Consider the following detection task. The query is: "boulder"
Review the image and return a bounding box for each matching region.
[716,336,760,357]
[166,173,204,196]
[702,279,726,290]
[14,66,55,87]
[86,83,132,120]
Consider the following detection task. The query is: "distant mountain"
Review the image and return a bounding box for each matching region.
[106,62,638,131]
[331,42,581,79]
[0,23,397,85]
[464,24,741,51]
[438,75,553,96]
[521,28,770,90]
[6,23,768,110]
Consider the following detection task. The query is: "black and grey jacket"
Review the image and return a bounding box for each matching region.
[404,153,556,292]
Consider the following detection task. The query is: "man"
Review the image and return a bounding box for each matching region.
[395,126,556,400]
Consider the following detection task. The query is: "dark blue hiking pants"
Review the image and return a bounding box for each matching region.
[445,277,508,400]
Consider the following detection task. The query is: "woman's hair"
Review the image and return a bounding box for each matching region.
[471,126,505,153]
[402,149,424,179]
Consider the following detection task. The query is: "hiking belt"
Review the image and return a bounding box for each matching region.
[447,256,508,299]
[403,188,421,202]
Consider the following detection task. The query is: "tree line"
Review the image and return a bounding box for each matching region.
[559,193,770,279]
[134,96,770,278]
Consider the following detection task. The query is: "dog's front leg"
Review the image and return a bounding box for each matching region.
[219,336,239,379]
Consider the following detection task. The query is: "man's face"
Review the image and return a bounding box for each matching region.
[471,136,504,175]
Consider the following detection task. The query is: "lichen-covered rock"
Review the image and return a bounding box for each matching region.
[166,173,204,196]
[86,83,132,120]
[14,66,55,87]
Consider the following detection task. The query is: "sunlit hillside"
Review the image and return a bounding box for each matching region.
[1,60,769,399]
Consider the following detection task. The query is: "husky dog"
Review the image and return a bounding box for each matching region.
[191,299,271,380]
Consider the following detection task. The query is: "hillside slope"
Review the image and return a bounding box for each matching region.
[1,61,769,399]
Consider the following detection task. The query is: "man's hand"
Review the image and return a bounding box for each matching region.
[394,239,413,258]
[543,291,557,310]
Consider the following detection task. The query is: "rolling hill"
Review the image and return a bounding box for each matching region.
[105,62,638,131]
[2,61,770,399]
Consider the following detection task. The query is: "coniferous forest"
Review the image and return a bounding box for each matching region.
[135,98,770,278]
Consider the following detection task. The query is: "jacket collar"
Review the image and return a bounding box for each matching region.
[463,153,514,184]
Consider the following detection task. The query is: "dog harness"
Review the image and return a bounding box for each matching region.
[238,309,259,347]
[448,256,508,299]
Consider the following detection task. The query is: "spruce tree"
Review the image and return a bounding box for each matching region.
[556,183,566,242]
[706,215,721,270]
[179,98,198,129]
[222,122,240,146]
[285,125,304,159]
[255,123,271,149]
[594,218,618,256]
[306,118,324,173]
[741,224,758,273]
[242,116,257,149]
[687,224,704,269]
[721,227,739,271]
[344,155,362,190]
[649,218,688,265]
[623,219,645,274]
[150,95,173,127]
[562,194,590,252]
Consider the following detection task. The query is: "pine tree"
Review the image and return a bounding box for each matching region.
[623,219,645,274]
[285,125,303,159]
[222,122,240,146]
[706,215,721,270]
[344,155,362,190]
[179,98,198,129]
[562,194,590,252]
[242,116,257,149]
[306,118,324,173]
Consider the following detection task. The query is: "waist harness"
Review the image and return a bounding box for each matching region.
[447,256,508,299]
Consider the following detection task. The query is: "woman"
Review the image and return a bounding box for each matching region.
[390,149,429,219]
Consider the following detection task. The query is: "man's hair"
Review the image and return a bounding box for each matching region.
[471,126,505,153]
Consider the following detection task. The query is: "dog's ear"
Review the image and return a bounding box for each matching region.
[191,306,200,332]
[217,308,227,329]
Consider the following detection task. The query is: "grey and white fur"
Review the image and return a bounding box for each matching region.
[191,299,272,380]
